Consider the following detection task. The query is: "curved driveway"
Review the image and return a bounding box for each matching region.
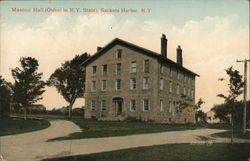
[1,120,249,161]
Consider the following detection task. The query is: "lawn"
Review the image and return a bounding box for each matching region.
[48,118,231,141]
[43,143,250,161]
[212,127,250,140]
[0,117,50,136]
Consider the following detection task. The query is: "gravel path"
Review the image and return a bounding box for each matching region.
[1,120,249,161]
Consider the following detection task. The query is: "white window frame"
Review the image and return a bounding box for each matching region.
[143,99,149,112]
[91,81,96,92]
[92,66,97,76]
[116,49,122,60]
[115,79,121,91]
[144,59,149,73]
[101,100,106,110]
[177,84,180,95]
[130,78,136,90]
[130,99,136,112]
[169,101,172,113]
[131,61,137,73]
[160,78,163,90]
[115,63,121,75]
[169,81,172,93]
[91,100,96,111]
[160,99,163,112]
[101,80,107,91]
[102,64,107,76]
[143,77,149,89]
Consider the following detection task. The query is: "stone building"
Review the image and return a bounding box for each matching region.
[82,34,199,123]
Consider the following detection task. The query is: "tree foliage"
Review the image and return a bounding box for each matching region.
[11,57,46,108]
[49,53,90,118]
[216,66,244,122]
[0,76,11,117]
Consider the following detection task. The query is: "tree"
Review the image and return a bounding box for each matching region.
[0,76,11,117]
[11,57,46,120]
[49,53,90,118]
[217,66,244,143]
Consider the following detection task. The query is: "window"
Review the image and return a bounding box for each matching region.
[177,71,180,80]
[160,78,163,90]
[116,49,122,60]
[188,77,191,84]
[101,100,106,110]
[143,99,149,111]
[130,100,136,112]
[130,78,137,90]
[91,81,96,92]
[191,90,194,98]
[116,63,121,75]
[169,101,172,113]
[92,66,97,76]
[131,61,137,73]
[101,80,107,91]
[143,77,149,89]
[160,99,163,112]
[102,64,107,75]
[91,100,96,111]
[169,81,172,93]
[144,59,149,73]
[160,63,163,73]
[183,87,186,95]
[115,79,121,91]
[177,84,180,95]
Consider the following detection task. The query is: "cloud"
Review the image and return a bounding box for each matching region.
[0,13,248,111]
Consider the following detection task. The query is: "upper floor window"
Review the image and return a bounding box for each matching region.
[143,77,149,89]
[144,59,149,73]
[101,100,107,110]
[92,66,97,76]
[191,90,194,98]
[183,87,186,95]
[130,99,136,112]
[91,100,96,111]
[143,99,149,111]
[116,49,122,60]
[115,79,121,91]
[91,81,96,92]
[130,78,137,90]
[169,101,172,113]
[101,80,107,91]
[169,81,172,93]
[131,61,137,73]
[116,63,121,75]
[160,99,163,112]
[160,78,163,90]
[102,64,107,75]
[160,63,163,73]
[177,84,180,95]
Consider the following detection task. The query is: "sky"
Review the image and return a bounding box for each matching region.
[0,0,249,112]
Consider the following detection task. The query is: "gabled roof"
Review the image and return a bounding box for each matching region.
[82,38,199,77]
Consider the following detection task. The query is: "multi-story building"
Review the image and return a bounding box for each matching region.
[82,34,199,123]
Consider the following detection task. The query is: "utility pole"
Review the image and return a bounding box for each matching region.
[236,59,250,133]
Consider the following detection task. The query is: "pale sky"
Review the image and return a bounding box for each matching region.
[0,0,249,112]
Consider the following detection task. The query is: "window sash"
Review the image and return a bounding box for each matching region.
[116,63,121,75]
[160,78,163,90]
[143,77,149,89]
[91,81,96,91]
[131,61,137,73]
[115,79,121,90]
[101,100,106,110]
[160,100,163,112]
[143,99,149,111]
[102,65,107,75]
[116,49,122,60]
[101,80,107,91]
[144,60,149,73]
[130,78,136,89]
[92,66,97,75]
[91,101,96,110]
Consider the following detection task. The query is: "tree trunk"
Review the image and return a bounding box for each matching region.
[68,99,76,119]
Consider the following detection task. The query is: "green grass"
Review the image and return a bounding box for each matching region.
[212,128,250,140]
[0,117,50,136]
[43,143,250,161]
[48,118,231,141]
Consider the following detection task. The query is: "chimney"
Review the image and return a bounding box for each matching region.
[97,46,102,52]
[176,45,183,66]
[161,34,167,57]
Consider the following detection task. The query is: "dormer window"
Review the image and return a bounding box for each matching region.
[116,49,122,60]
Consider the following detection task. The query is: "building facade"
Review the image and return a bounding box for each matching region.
[82,34,198,123]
